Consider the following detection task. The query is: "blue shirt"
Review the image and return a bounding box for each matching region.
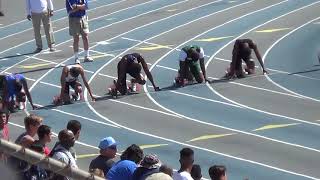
[107,160,137,180]
[66,0,88,18]
[5,74,25,100]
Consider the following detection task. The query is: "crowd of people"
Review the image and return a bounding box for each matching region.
[0,113,227,180]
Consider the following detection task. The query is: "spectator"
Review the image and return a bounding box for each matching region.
[191,164,202,180]
[208,165,227,180]
[32,125,52,156]
[67,119,81,159]
[66,0,93,64]
[160,164,173,177]
[146,172,173,180]
[132,154,161,180]
[25,0,55,53]
[173,148,194,180]
[0,0,3,16]
[15,114,43,148]
[50,129,77,180]
[0,110,9,161]
[107,144,143,180]
[89,136,116,176]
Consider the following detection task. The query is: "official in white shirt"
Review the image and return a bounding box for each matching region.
[25,0,55,53]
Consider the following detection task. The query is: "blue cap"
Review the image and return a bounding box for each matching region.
[99,137,117,150]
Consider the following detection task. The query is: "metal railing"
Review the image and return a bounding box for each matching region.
[0,139,105,180]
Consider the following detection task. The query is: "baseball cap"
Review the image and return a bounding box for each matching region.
[99,136,117,150]
[141,154,161,169]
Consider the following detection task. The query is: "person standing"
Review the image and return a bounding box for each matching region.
[0,0,4,16]
[25,0,55,53]
[66,0,93,64]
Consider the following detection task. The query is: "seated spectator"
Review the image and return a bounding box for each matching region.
[208,165,227,180]
[173,148,194,180]
[51,120,82,159]
[133,154,161,180]
[89,168,105,178]
[0,110,9,161]
[160,164,173,177]
[89,136,116,176]
[146,172,173,180]
[191,164,202,180]
[32,125,52,156]
[107,144,143,180]
[50,129,77,180]
[15,114,43,148]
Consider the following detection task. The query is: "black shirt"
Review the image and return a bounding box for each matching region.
[89,155,115,176]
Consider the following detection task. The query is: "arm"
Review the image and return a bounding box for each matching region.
[141,59,160,91]
[199,58,208,82]
[25,0,31,20]
[80,68,96,101]
[21,78,35,109]
[229,40,241,78]
[21,136,34,147]
[60,67,68,101]
[251,43,268,74]
[179,61,187,79]
[47,0,54,16]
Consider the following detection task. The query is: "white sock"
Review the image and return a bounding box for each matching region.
[74,52,79,59]
[84,50,89,57]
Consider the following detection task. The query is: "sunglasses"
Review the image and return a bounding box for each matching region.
[108,145,117,150]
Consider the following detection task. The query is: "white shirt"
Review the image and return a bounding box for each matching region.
[179,48,204,62]
[65,65,79,82]
[173,171,194,180]
[26,0,54,15]
[52,145,78,169]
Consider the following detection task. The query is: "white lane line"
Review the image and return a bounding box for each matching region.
[0,0,129,41]
[208,77,304,99]
[202,2,320,126]
[263,16,320,103]
[170,90,243,108]
[32,103,120,128]
[215,57,320,81]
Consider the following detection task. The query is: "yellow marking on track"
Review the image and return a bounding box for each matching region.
[229,1,237,3]
[139,144,169,149]
[313,22,320,25]
[167,9,178,12]
[136,44,173,51]
[106,18,116,21]
[253,123,300,131]
[255,28,291,33]
[90,54,115,59]
[195,36,234,42]
[77,153,99,159]
[187,133,236,142]
[18,63,53,69]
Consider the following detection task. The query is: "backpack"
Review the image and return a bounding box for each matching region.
[23,164,48,180]
[47,148,71,180]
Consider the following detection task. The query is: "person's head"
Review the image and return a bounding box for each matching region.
[188,48,200,61]
[58,129,75,150]
[140,154,161,169]
[159,164,173,177]
[120,144,143,164]
[191,164,202,180]
[89,168,105,178]
[0,110,8,129]
[208,165,227,180]
[24,114,43,135]
[98,136,117,158]
[67,120,81,140]
[70,67,81,78]
[179,148,194,169]
[37,125,52,143]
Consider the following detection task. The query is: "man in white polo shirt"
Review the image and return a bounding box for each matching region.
[25,0,55,53]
